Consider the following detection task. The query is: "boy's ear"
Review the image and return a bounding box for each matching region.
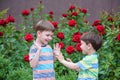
[37,31,41,36]
[87,43,92,49]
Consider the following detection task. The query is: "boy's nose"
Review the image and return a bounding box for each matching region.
[48,37,52,40]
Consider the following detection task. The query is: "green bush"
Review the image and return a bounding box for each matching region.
[6,68,32,80]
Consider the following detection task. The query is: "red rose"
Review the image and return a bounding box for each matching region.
[71,12,78,16]
[81,8,87,14]
[5,15,15,23]
[30,8,34,11]
[107,17,114,22]
[69,5,75,10]
[72,35,81,43]
[116,34,120,41]
[96,25,105,33]
[21,9,30,16]
[0,19,6,26]
[49,11,54,15]
[66,46,74,54]
[51,21,58,28]
[68,19,76,27]
[92,20,101,26]
[24,34,34,42]
[73,32,81,36]
[24,54,29,62]
[62,13,67,17]
[76,43,82,52]
[57,32,64,39]
[101,31,106,35]
[58,42,65,49]
[0,32,3,37]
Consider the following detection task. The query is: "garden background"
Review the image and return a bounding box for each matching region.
[0,0,120,80]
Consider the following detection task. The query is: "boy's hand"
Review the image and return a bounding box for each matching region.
[53,43,61,56]
[34,41,41,50]
[53,43,64,61]
[56,52,64,62]
[66,58,72,62]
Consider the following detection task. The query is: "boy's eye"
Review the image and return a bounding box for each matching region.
[47,34,53,37]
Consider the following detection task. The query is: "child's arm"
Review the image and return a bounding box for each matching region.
[56,53,80,71]
[29,43,41,68]
[29,49,41,68]
[54,43,80,71]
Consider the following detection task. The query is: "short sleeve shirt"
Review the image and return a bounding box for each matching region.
[76,54,98,80]
[29,44,55,80]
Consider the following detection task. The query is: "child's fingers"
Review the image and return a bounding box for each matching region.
[66,58,72,62]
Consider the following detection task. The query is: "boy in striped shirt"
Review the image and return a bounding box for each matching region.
[54,32,102,80]
[29,20,56,80]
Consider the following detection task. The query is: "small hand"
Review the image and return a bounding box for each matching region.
[66,58,72,62]
[34,41,41,50]
[53,43,61,56]
[55,52,64,62]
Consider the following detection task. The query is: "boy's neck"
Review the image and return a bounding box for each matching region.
[87,50,96,55]
[35,38,46,47]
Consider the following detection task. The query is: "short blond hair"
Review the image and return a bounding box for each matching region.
[34,20,54,32]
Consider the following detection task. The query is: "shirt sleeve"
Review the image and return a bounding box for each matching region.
[29,45,38,60]
[76,56,98,70]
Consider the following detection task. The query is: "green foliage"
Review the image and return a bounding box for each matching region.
[6,68,32,80]
[0,8,9,18]
[98,11,120,79]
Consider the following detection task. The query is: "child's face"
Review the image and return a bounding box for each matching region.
[38,30,54,45]
[80,40,89,54]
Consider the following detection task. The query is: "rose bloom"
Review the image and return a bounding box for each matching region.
[68,19,76,27]
[66,46,74,54]
[76,43,82,52]
[30,8,34,11]
[69,5,75,10]
[72,35,81,43]
[107,17,114,22]
[49,11,54,15]
[24,54,29,62]
[73,32,81,36]
[71,12,78,16]
[116,34,120,41]
[51,21,58,28]
[0,19,6,26]
[96,25,105,33]
[24,34,34,42]
[62,13,67,17]
[92,20,101,26]
[81,8,87,14]
[57,32,64,39]
[21,9,30,16]
[58,42,65,49]
[5,15,15,23]
[0,32,3,37]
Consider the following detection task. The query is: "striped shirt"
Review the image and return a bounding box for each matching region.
[29,44,55,80]
[76,54,98,80]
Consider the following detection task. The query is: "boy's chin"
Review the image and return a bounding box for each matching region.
[82,52,87,55]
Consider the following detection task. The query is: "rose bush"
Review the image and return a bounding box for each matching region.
[0,1,120,80]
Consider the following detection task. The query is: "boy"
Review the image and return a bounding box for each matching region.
[29,20,56,80]
[54,32,102,80]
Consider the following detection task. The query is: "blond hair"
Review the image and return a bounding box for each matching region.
[34,20,54,32]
